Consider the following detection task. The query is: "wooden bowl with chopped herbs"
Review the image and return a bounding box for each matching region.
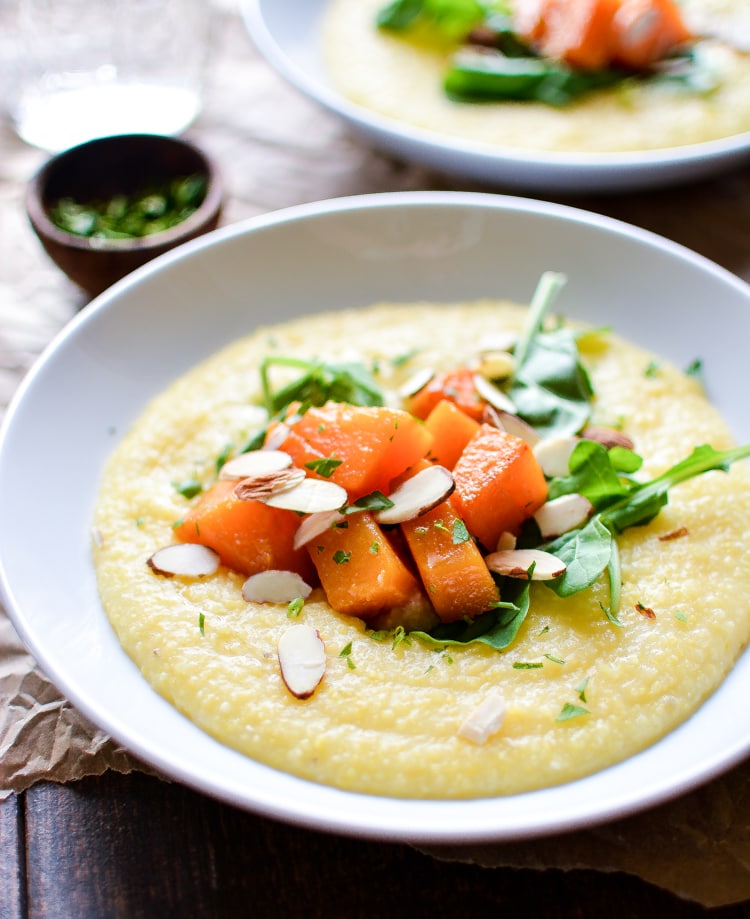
[26,134,223,298]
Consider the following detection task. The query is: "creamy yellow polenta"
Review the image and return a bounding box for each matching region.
[92,301,750,798]
[322,0,750,153]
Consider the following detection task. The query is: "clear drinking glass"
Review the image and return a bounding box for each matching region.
[9,0,213,152]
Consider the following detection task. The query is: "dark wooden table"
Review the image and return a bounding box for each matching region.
[4,5,750,916]
[2,771,750,918]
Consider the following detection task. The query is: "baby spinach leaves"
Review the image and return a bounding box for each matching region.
[260,356,384,415]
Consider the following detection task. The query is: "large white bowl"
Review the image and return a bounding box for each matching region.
[1,192,749,842]
[242,0,750,193]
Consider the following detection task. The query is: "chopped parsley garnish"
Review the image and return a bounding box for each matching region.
[305,456,343,478]
[333,550,351,565]
[172,478,203,500]
[556,703,589,722]
[513,661,543,670]
[338,642,356,669]
[287,597,305,619]
[198,612,205,635]
[452,518,470,544]
[575,677,589,703]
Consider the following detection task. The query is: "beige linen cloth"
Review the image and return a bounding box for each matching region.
[2,2,750,907]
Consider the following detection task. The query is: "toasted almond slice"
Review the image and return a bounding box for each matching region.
[495,531,517,551]
[147,543,220,578]
[241,569,313,603]
[265,477,348,514]
[374,464,455,525]
[472,373,516,414]
[534,493,594,540]
[581,425,635,451]
[219,449,293,481]
[457,690,507,744]
[277,624,326,699]
[234,466,306,502]
[263,422,291,451]
[484,406,541,447]
[476,350,516,382]
[533,435,579,478]
[485,548,566,581]
[293,509,347,550]
[399,366,435,400]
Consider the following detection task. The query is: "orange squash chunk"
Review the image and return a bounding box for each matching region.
[611,0,691,70]
[307,511,421,619]
[531,0,620,70]
[452,424,548,550]
[407,368,486,422]
[282,402,433,499]
[174,479,315,580]
[424,399,481,470]
[401,500,500,623]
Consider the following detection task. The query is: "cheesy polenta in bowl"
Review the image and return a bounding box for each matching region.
[322,0,750,155]
[92,272,750,800]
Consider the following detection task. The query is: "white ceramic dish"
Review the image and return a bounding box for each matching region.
[242,0,750,194]
[1,191,749,842]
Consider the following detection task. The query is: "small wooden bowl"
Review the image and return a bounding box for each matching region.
[26,134,224,299]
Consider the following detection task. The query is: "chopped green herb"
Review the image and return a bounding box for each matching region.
[338,642,356,669]
[333,550,351,565]
[369,540,381,554]
[452,518,471,544]
[674,610,688,623]
[50,173,207,240]
[685,358,703,379]
[556,702,589,722]
[575,677,589,703]
[392,626,411,650]
[341,491,394,514]
[305,456,343,478]
[513,661,543,670]
[287,597,305,619]
[368,629,388,642]
[172,477,203,500]
[215,444,233,474]
[544,654,565,664]
[644,359,662,378]
[198,612,205,635]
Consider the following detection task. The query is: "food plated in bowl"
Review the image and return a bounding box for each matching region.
[243,0,750,192]
[2,192,750,839]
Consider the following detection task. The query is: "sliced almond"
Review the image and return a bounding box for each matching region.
[534,493,594,540]
[219,449,293,481]
[476,350,516,382]
[581,425,635,451]
[277,624,326,699]
[457,690,507,744]
[374,465,455,525]
[242,569,313,603]
[147,543,220,578]
[533,435,579,478]
[263,423,291,451]
[399,366,435,400]
[293,509,347,550]
[485,548,566,581]
[495,531,517,551]
[484,406,541,447]
[265,477,348,514]
[472,373,516,414]
[234,466,306,501]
